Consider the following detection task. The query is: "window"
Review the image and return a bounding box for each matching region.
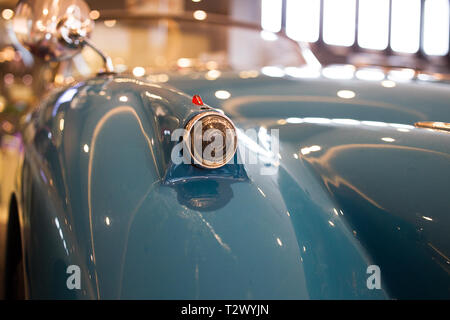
[423,0,450,56]
[261,0,282,32]
[358,0,389,50]
[286,0,320,42]
[323,0,356,47]
[391,0,421,53]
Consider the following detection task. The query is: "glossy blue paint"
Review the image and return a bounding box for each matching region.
[7,71,450,299]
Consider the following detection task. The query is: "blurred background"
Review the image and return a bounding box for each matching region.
[0,0,449,134]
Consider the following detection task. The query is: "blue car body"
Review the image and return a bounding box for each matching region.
[2,70,450,299]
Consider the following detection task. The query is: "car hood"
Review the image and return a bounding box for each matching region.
[166,73,450,298]
[23,73,450,299]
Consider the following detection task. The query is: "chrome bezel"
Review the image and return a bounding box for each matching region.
[183,111,238,169]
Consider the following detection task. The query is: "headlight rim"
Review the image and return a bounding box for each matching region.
[183,111,238,169]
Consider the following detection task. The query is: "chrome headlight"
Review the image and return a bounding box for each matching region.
[183,111,237,169]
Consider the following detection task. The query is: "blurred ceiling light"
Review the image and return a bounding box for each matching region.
[381,80,396,88]
[260,30,278,41]
[2,9,14,20]
[261,0,282,32]
[205,69,221,80]
[104,20,116,27]
[337,90,356,99]
[286,0,320,42]
[381,137,395,142]
[323,0,356,46]
[423,0,449,56]
[89,10,100,20]
[192,0,202,2]
[132,66,145,77]
[215,90,231,100]
[261,66,285,78]
[193,10,207,21]
[355,68,385,81]
[284,66,320,79]
[391,0,421,53]
[358,0,389,50]
[1,121,14,133]
[177,58,192,68]
[322,65,355,79]
[388,68,415,82]
[83,144,89,153]
[417,73,437,82]
[119,96,128,102]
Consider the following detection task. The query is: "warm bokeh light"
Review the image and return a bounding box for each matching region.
[261,66,284,77]
[104,20,116,27]
[193,10,207,21]
[132,66,146,77]
[1,9,14,20]
[177,58,192,68]
[355,68,385,81]
[89,10,100,20]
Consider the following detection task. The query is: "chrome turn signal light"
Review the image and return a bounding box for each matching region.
[183,111,238,169]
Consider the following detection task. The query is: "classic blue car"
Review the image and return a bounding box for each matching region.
[0,0,449,300]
